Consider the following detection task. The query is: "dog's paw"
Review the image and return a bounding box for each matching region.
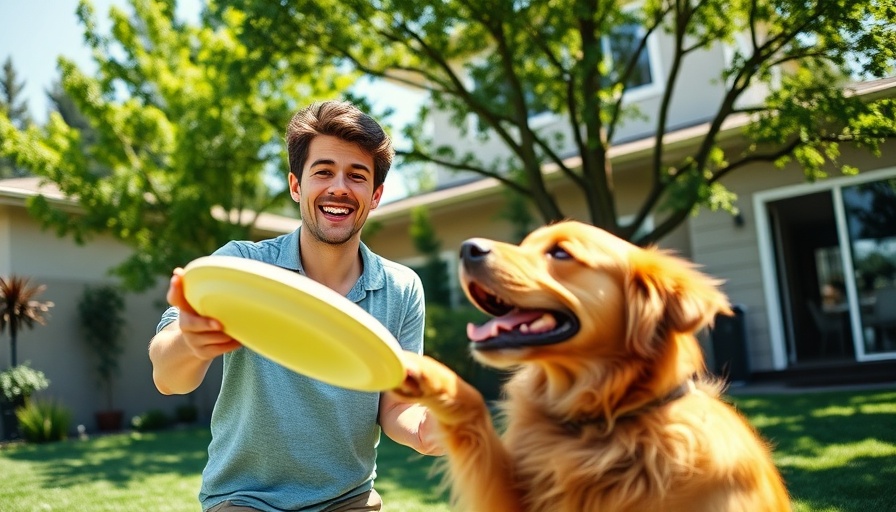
[393,352,448,399]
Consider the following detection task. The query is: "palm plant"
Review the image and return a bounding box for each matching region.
[0,276,54,367]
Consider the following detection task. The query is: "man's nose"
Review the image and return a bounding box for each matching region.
[328,173,350,195]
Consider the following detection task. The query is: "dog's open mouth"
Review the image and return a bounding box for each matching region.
[465,282,579,350]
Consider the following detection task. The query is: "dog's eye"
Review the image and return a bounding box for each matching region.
[547,245,572,260]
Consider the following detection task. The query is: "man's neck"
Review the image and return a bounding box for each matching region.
[299,233,363,296]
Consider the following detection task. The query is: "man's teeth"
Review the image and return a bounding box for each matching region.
[322,206,351,215]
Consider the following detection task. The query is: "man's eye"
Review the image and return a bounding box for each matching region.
[547,245,572,260]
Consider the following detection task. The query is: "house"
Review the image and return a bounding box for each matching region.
[2,63,894,433]
[360,31,896,386]
[0,177,299,433]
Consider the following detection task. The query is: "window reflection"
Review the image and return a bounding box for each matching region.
[843,178,896,353]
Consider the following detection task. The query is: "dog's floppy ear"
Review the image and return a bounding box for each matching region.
[624,247,732,358]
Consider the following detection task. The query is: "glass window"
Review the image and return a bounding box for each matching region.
[842,178,896,355]
[605,23,654,90]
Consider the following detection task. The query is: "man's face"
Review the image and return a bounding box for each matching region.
[288,135,383,246]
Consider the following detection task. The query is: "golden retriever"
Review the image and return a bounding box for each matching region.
[393,221,791,511]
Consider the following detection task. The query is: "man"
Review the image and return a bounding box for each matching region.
[149,100,442,512]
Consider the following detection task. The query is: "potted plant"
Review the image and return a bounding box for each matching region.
[0,362,50,440]
[78,284,126,432]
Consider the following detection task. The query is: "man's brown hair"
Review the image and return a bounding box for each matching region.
[286,100,394,189]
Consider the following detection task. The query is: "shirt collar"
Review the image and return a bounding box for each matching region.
[276,227,386,300]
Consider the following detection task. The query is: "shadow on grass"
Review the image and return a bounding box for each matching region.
[785,453,896,511]
[2,426,210,488]
[730,389,896,512]
[375,436,449,506]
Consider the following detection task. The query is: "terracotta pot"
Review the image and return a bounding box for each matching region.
[95,410,124,432]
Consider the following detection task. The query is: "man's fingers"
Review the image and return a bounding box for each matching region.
[178,309,223,333]
[166,269,199,315]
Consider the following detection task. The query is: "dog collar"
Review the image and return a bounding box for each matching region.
[561,379,696,434]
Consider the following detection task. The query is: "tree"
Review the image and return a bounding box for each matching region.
[214,0,896,244]
[0,0,350,290]
[0,276,54,368]
[78,285,125,412]
[0,57,32,178]
[409,206,451,305]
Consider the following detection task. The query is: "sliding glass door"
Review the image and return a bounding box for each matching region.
[841,178,896,358]
[761,171,896,365]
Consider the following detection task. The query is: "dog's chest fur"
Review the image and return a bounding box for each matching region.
[500,389,714,512]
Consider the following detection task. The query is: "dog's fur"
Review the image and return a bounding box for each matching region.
[394,221,790,512]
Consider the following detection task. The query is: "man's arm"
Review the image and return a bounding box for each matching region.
[379,391,445,456]
[149,269,241,395]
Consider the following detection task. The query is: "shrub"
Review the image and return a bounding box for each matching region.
[78,285,126,412]
[132,409,169,432]
[15,399,72,443]
[175,404,198,424]
[0,362,50,402]
[424,304,512,401]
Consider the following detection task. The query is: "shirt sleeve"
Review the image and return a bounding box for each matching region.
[398,272,426,355]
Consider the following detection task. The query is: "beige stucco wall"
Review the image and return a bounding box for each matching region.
[0,205,222,433]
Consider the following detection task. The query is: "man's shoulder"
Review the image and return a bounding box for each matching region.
[214,234,291,262]
[365,251,422,291]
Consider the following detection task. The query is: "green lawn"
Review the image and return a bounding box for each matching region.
[729,387,896,512]
[1,386,893,512]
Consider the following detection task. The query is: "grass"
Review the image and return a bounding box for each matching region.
[0,386,893,511]
[729,387,896,512]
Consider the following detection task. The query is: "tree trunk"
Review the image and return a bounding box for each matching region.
[9,329,17,367]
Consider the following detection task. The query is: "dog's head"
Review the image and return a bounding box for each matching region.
[460,221,731,370]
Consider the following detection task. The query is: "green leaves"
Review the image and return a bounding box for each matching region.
[216,0,895,245]
[0,0,348,290]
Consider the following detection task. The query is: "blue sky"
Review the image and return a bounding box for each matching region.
[0,0,423,201]
[0,0,201,123]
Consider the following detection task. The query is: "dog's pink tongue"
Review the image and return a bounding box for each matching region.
[466,310,550,342]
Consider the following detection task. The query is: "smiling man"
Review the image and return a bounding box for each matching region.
[149,101,442,512]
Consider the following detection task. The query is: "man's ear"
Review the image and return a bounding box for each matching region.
[371,184,384,209]
[288,172,301,202]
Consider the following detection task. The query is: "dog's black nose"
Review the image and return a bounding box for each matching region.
[460,239,491,261]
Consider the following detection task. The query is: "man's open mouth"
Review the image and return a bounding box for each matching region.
[320,205,354,217]
[464,281,579,350]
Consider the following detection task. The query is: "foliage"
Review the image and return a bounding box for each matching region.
[424,304,488,383]
[0,0,351,291]
[216,0,896,245]
[409,206,451,305]
[14,398,72,443]
[174,403,198,424]
[131,409,169,432]
[0,56,32,179]
[77,285,126,411]
[0,362,50,402]
[0,275,54,367]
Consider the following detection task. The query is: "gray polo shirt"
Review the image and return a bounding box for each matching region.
[156,228,425,512]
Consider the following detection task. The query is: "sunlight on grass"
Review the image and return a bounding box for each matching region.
[1,387,894,512]
[778,438,896,470]
[732,387,896,512]
[0,428,209,512]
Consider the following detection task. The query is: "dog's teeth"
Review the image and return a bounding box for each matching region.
[528,314,557,333]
